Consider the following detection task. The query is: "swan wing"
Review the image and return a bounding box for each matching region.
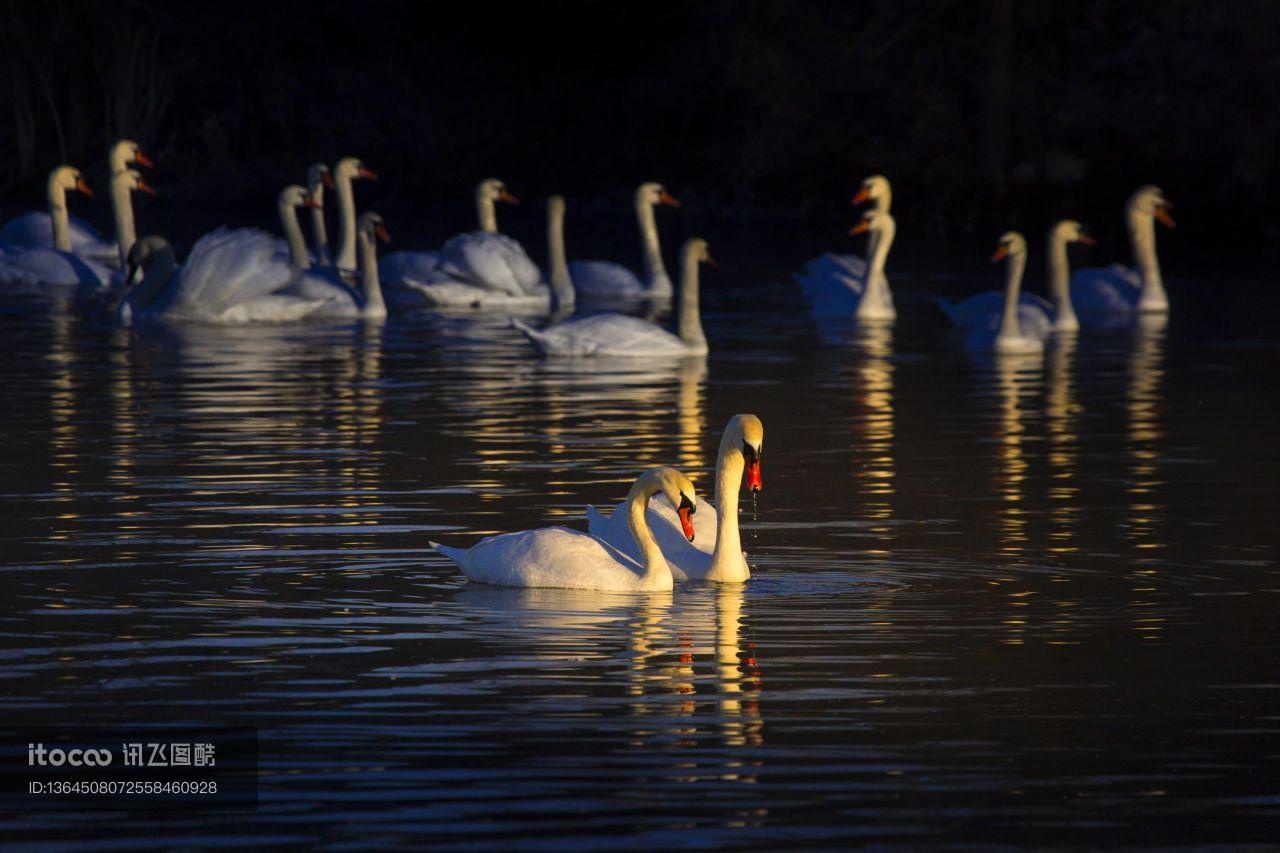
[379,250,443,286]
[0,247,110,289]
[795,253,867,298]
[159,228,296,318]
[513,313,688,357]
[432,527,657,591]
[1070,264,1142,313]
[568,260,646,298]
[440,232,542,296]
[0,213,116,265]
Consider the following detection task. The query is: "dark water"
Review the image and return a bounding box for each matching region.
[1,269,1277,848]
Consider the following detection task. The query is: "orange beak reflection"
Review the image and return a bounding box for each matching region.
[75,177,93,198]
[677,505,695,542]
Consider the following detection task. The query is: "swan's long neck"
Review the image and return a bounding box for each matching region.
[110,174,137,267]
[998,251,1028,339]
[47,175,71,252]
[547,203,574,310]
[707,440,749,582]
[120,245,175,323]
[864,217,896,307]
[873,190,892,215]
[678,249,705,349]
[336,173,357,272]
[1128,207,1166,311]
[357,231,387,319]
[477,193,498,233]
[308,184,329,265]
[279,200,310,268]
[635,197,671,293]
[1046,231,1079,331]
[626,482,670,586]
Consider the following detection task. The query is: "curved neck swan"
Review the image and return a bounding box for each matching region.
[707,414,764,582]
[545,195,576,310]
[355,212,388,319]
[119,235,177,324]
[678,238,710,351]
[45,166,92,252]
[626,467,697,588]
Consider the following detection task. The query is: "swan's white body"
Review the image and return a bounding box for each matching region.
[0,140,152,267]
[568,182,680,300]
[964,232,1046,355]
[432,467,699,593]
[513,237,711,357]
[802,208,897,320]
[587,414,763,582]
[117,230,332,325]
[939,220,1091,334]
[383,178,546,309]
[1071,186,1173,315]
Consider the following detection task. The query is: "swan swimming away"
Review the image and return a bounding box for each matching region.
[800,208,897,320]
[382,178,546,309]
[432,466,699,593]
[511,237,712,357]
[963,232,1046,355]
[116,229,335,326]
[587,414,763,582]
[0,139,154,268]
[938,220,1094,334]
[568,182,680,301]
[1070,185,1174,316]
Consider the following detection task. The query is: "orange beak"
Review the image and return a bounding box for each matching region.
[677,505,695,543]
[137,180,157,196]
[498,189,520,206]
[304,194,322,209]
[745,459,762,492]
[658,190,680,207]
[75,177,93,198]
[1154,205,1175,229]
[990,244,1010,263]
[849,219,870,236]
[1077,233,1097,245]
[375,223,391,244]
[133,150,155,170]
[851,186,871,205]
[358,166,378,180]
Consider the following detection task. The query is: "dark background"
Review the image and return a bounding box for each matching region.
[3,0,1277,265]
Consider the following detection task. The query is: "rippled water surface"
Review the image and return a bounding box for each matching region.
[1,269,1277,848]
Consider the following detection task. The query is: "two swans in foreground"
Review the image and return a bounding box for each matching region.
[938,220,1094,335]
[512,237,712,356]
[588,414,763,582]
[118,211,389,325]
[382,178,545,308]
[0,166,154,292]
[1070,185,1174,315]
[432,466,699,592]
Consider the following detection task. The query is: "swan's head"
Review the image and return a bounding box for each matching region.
[477,178,519,206]
[637,182,680,208]
[307,162,334,192]
[111,168,156,197]
[1128,185,1175,228]
[643,466,699,543]
[49,165,93,200]
[727,414,764,492]
[124,235,170,284]
[1051,219,1095,246]
[681,237,714,268]
[109,139,154,173]
[852,174,890,205]
[991,231,1028,263]
[279,184,320,210]
[335,157,378,182]
[358,212,391,244]
[849,209,893,236]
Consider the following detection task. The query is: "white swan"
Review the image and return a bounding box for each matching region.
[117,230,332,326]
[938,220,1093,333]
[512,237,711,357]
[1071,185,1173,315]
[568,182,680,300]
[795,174,892,297]
[0,166,115,291]
[282,209,390,320]
[802,209,897,320]
[587,414,763,582]
[332,156,378,274]
[431,466,699,592]
[0,139,153,266]
[382,178,546,308]
[306,162,333,266]
[964,232,1045,355]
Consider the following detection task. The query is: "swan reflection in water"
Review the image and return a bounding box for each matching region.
[1045,333,1081,553]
